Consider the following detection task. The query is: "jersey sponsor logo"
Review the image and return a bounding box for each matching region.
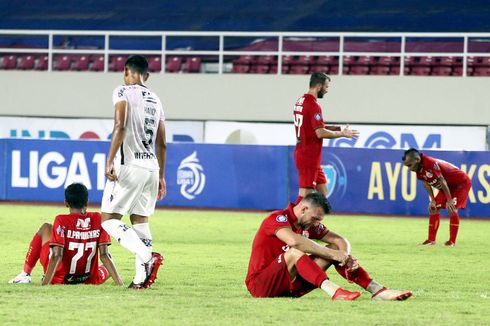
[76,218,91,230]
[321,152,348,199]
[426,170,433,178]
[276,215,288,223]
[177,151,206,200]
[314,224,325,235]
[56,225,65,238]
[314,113,322,121]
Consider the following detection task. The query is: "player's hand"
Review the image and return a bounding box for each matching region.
[428,200,437,213]
[341,125,359,139]
[344,255,359,272]
[446,200,456,215]
[334,250,349,265]
[157,177,167,200]
[105,162,118,181]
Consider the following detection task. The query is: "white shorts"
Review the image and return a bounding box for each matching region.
[101,165,159,216]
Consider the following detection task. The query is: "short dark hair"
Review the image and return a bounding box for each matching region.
[402,148,421,161]
[303,192,332,214]
[65,183,88,209]
[125,55,149,75]
[309,72,330,88]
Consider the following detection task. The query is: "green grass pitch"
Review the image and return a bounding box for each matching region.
[0,204,489,325]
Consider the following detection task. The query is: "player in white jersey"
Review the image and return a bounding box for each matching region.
[101,55,165,289]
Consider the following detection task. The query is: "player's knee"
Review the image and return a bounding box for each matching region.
[284,247,306,263]
[38,223,52,236]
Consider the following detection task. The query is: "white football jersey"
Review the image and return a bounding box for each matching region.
[112,84,165,171]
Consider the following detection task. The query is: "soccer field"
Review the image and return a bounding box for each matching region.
[0,204,489,326]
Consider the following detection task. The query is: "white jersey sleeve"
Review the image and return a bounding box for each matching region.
[112,85,128,105]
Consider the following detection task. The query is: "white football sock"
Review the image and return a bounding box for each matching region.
[320,279,340,297]
[366,280,384,294]
[132,223,153,284]
[102,219,152,263]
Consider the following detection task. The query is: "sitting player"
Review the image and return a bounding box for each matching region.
[245,192,412,300]
[9,183,123,286]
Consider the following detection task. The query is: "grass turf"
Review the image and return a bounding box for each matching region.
[0,204,489,325]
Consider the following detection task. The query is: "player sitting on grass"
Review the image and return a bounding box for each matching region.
[246,192,412,300]
[8,183,123,286]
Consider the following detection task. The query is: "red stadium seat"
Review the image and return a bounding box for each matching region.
[148,56,162,72]
[54,55,72,71]
[269,64,289,74]
[389,66,409,75]
[431,66,452,76]
[348,65,370,75]
[19,55,35,70]
[309,65,329,73]
[316,56,338,65]
[256,55,274,65]
[288,65,309,74]
[234,55,256,65]
[183,57,201,73]
[473,66,490,76]
[292,55,313,66]
[166,56,182,73]
[356,56,375,65]
[414,56,434,66]
[377,56,399,65]
[90,55,105,71]
[473,56,490,66]
[35,55,48,70]
[328,65,339,75]
[343,55,355,65]
[410,66,431,75]
[370,66,390,75]
[232,64,250,73]
[110,56,126,72]
[73,55,89,71]
[250,64,269,74]
[281,55,294,66]
[1,55,17,70]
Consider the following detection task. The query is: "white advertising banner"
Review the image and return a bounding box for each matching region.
[204,121,488,150]
[0,117,204,143]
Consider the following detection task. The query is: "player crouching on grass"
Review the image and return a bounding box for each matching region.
[402,148,472,247]
[245,192,412,300]
[8,183,123,286]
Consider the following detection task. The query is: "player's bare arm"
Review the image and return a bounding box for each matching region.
[314,124,359,139]
[99,244,123,286]
[321,230,358,271]
[105,101,127,181]
[422,181,438,212]
[155,120,167,200]
[275,227,348,263]
[41,245,63,285]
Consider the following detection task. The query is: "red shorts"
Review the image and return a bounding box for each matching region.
[297,167,327,189]
[435,183,471,209]
[246,254,315,298]
[40,243,108,285]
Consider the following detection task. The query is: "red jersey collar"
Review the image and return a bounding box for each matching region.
[304,93,317,102]
[286,202,301,230]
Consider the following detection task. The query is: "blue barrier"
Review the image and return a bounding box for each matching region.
[1,139,489,217]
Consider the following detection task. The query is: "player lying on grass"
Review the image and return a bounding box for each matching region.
[246,192,412,300]
[9,183,123,286]
[402,148,472,247]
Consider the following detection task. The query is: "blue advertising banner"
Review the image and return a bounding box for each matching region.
[1,139,489,217]
[288,148,490,217]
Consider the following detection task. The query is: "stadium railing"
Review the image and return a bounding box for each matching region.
[1,30,490,76]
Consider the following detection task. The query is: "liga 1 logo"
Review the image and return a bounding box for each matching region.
[321,152,348,199]
[177,151,206,200]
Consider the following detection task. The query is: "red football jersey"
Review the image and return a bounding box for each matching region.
[293,94,325,169]
[416,154,471,189]
[49,211,111,284]
[245,203,329,286]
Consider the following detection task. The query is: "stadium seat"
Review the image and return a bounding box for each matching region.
[473,66,490,76]
[73,55,89,71]
[292,55,313,66]
[288,65,309,74]
[148,56,162,72]
[110,56,126,72]
[370,66,390,75]
[343,55,355,65]
[348,65,370,75]
[256,55,274,65]
[328,65,339,75]
[377,56,399,65]
[35,55,48,70]
[410,66,431,75]
[281,55,294,66]
[431,66,452,76]
[54,55,72,71]
[19,55,35,70]
[309,65,329,73]
[269,64,289,74]
[250,64,269,74]
[356,56,375,65]
[414,56,434,66]
[234,55,256,65]
[90,55,105,71]
[1,55,18,70]
[316,56,338,65]
[473,56,490,66]
[183,57,201,73]
[389,66,409,75]
[232,64,250,73]
[166,56,182,73]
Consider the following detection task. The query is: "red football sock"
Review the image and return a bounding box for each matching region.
[428,213,440,241]
[24,233,42,274]
[295,196,304,205]
[296,255,328,288]
[449,212,460,243]
[335,264,372,289]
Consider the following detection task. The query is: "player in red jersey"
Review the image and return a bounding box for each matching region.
[245,192,412,300]
[293,73,359,204]
[8,183,123,286]
[403,148,472,247]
